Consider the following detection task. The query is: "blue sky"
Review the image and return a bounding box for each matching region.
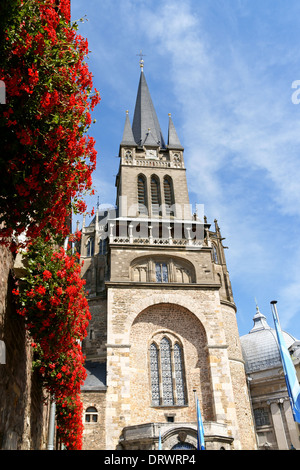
[71,0,300,339]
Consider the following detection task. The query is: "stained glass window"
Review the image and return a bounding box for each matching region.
[174,343,186,405]
[155,263,168,283]
[150,343,160,406]
[212,244,219,264]
[150,336,187,407]
[160,337,174,405]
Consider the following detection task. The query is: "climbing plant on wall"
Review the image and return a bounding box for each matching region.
[1,0,101,449]
[13,233,91,450]
[0,0,100,251]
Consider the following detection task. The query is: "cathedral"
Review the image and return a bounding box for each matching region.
[79,60,257,450]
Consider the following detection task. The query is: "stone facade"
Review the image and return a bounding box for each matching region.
[0,243,49,450]
[80,65,257,450]
[240,308,300,450]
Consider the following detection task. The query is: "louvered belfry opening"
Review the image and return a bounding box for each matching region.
[163,176,174,216]
[151,175,161,216]
[138,174,147,214]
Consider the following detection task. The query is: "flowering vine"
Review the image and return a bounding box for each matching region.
[13,233,91,450]
[0,0,100,251]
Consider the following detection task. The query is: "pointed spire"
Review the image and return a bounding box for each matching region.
[144,128,159,146]
[167,113,183,150]
[132,69,165,148]
[121,110,136,146]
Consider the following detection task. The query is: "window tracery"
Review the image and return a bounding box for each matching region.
[149,334,186,407]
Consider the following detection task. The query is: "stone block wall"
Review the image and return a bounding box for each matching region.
[82,391,106,450]
[0,245,48,449]
[104,285,257,450]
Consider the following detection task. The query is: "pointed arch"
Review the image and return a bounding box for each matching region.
[160,336,174,405]
[150,174,161,216]
[137,173,147,214]
[212,243,219,264]
[149,342,160,406]
[86,237,95,257]
[173,342,186,405]
[148,332,188,407]
[163,175,175,216]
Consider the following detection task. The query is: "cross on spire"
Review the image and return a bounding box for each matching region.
[136,50,146,71]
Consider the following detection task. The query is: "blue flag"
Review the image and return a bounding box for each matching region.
[195,395,205,450]
[271,302,300,423]
[158,428,162,450]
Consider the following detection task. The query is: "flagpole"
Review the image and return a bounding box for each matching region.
[271,300,281,326]
[270,300,300,424]
[193,389,205,450]
[158,424,162,450]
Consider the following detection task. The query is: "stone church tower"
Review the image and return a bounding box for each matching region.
[79,60,257,450]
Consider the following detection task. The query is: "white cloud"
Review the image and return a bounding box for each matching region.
[72,0,300,337]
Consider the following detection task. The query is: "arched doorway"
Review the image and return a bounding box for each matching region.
[172,442,196,450]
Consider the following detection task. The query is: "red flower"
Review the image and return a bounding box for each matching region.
[56,287,63,296]
[36,285,46,295]
[43,270,52,281]
[36,300,46,310]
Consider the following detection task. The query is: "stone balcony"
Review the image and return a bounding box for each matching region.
[107,218,207,249]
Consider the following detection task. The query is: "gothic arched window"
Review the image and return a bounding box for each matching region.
[86,237,95,257]
[149,336,186,406]
[151,175,161,216]
[149,343,160,406]
[163,176,174,216]
[137,174,147,214]
[212,244,219,264]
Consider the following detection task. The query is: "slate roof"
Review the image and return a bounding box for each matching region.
[132,70,166,148]
[167,114,183,150]
[120,67,183,152]
[81,361,107,391]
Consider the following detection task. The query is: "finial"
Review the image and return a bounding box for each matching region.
[168,113,171,117]
[126,110,129,115]
[137,50,146,72]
